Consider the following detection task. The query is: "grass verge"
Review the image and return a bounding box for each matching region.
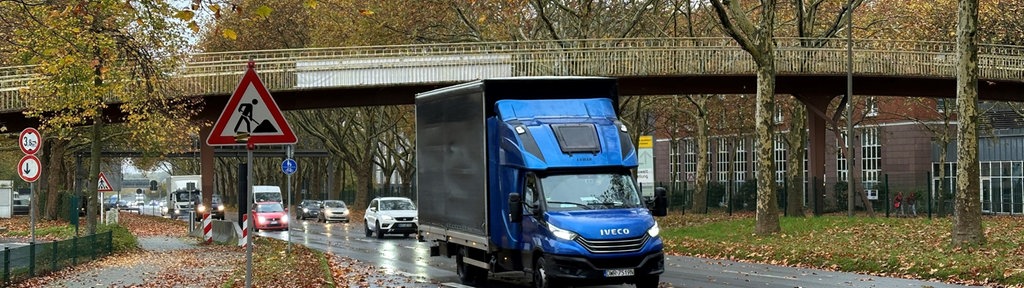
[223,237,335,287]
[660,212,1024,286]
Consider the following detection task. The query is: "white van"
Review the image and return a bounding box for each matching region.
[253,186,283,203]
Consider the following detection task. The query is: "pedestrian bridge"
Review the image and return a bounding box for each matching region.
[2,37,1024,114]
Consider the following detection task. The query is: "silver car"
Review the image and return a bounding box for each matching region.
[318,200,350,223]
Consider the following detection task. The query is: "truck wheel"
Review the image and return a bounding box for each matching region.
[533,257,560,288]
[376,221,385,239]
[364,221,372,237]
[634,275,659,288]
[456,254,487,286]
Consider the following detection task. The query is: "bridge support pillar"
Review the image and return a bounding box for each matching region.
[794,94,837,216]
[200,122,215,211]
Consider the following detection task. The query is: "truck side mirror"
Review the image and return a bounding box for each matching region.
[652,187,668,217]
[508,193,522,222]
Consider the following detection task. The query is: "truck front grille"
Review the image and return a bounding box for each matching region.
[574,234,649,254]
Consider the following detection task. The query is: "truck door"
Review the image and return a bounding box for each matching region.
[521,173,543,266]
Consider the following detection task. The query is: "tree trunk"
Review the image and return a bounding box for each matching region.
[754,63,781,235]
[86,115,103,235]
[952,0,984,247]
[785,103,806,217]
[353,161,373,209]
[44,137,68,220]
[692,117,709,213]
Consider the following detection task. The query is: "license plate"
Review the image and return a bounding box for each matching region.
[604,269,634,277]
[397,223,411,227]
[270,221,278,225]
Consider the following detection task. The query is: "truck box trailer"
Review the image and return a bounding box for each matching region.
[416,77,667,287]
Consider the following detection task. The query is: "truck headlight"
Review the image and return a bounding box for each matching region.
[197,205,206,213]
[302,208,309,213]
[217,205,225,211]
[647,222,660,237]
[548,223,576,240]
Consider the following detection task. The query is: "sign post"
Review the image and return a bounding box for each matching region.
[282,147,296,254]
[637,135,655,199]
[206,61,297,288]
[97,172,114,224]
[18,128,42,243]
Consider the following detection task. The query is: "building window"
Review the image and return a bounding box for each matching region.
[862,127,881,195]
[735,138,747,192]
[774,135,787,184]
[937,98,953,113]
[774,107,784,123]
[836,132,848,182]
[684,139,696,182]
[718,139,729,183]
[866,97,878,117]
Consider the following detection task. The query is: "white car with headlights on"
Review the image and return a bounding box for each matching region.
[364,197,417,239]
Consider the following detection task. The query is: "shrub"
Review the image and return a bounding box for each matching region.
[99,224,138,253]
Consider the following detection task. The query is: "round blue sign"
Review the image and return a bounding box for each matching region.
[281,158,297,175]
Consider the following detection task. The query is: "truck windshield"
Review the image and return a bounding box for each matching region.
[540,173,642,211]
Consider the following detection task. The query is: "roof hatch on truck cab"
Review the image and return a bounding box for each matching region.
[552,123,601,154]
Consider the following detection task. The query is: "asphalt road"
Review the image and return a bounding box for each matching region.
[246,217,976,288]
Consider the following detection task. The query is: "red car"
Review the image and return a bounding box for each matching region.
[252,202,289,231]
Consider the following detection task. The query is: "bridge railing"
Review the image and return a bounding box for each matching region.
[3,38,1024,112]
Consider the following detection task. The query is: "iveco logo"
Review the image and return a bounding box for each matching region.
[600,228,630,236]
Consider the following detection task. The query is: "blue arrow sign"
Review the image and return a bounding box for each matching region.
[281,158,297,175]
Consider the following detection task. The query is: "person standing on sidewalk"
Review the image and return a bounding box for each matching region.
[894,191,904,217]
[907,191,917,217]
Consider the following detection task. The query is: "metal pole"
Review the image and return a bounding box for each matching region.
[245,141,254,288]
[30,182,36,243]
[927,171,933,219]
[845,0,855,218]
[286,145,293,254]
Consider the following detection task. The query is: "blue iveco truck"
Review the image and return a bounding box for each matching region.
[416,77,667,287]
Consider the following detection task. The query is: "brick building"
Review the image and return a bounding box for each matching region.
[652,97,1024,215]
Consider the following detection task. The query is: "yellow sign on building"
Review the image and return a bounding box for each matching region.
[638,135,653,148]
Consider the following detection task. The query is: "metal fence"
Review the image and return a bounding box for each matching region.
[1,231,113,285]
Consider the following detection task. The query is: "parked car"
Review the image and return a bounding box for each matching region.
[364,197,417,239]
[298,200,321,220]
[252,202,288,231]
[318,200,349,223]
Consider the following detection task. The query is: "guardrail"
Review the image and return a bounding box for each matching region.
[1,231,113,285]
[2,37,1024,112]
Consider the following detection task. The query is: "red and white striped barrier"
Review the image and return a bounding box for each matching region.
[202,213,212,243]
[239,214,248,247]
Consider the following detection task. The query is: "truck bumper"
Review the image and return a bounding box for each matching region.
[544,251,664,283]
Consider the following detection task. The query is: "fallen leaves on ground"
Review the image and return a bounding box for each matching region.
[660,211,1024,287]
[118,212,187,237]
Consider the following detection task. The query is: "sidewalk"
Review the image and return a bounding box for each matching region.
[22,236,237,288]
[8,212,440,288]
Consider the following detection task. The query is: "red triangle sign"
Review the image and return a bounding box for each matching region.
[207,62,297,146]
[97,172,114,192]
